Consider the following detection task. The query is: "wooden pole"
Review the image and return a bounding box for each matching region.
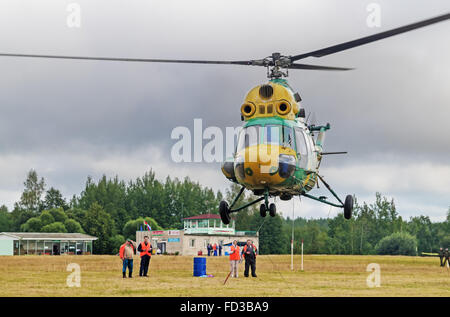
[223,270,232,285]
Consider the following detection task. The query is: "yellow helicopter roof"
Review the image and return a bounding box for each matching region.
[241,80,300,121]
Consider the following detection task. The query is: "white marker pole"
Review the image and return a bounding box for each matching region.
[291,198,294,271]
[301,239,304,271]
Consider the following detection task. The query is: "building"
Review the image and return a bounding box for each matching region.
[136,214,258,256]
[0,232,97,256]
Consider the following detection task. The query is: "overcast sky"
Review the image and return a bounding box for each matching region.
[0,0,449,221]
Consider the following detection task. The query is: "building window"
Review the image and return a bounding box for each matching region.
[37,241,44,255]
[86,242,92,255]
[61,242,68,255]
[27,240,37,255]
[190,239,195,248]
[68,242,76,255]
[44,241,52,255]
[76,242,83,255]
[13,241,19,255]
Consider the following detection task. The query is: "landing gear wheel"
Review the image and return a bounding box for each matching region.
[219,200,231,225]
[344,195,353,220]
[260,204,267,217]
[269,203,276,217]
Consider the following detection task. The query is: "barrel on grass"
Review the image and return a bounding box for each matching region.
[193,257,206,277]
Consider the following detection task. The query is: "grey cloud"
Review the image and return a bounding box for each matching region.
[0,0,449,219]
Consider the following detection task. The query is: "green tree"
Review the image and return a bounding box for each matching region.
[110,234,125,253]
[407,216,436,253]
[249,213,287,254]
[20,217,43,232]
[39,210,55,226]
[84,202,116,254]
[64,219,84,233]
[18,169,45,213]
[41,222,67,233]
[0,205,12,231]
[43,187,68,210]
[375,232,417,256]
[47,208,68,223]
[123,217,162,240]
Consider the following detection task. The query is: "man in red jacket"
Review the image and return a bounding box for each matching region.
[119,239,136,278]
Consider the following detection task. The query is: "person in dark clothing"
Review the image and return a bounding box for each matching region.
[439,247,444,266]
[207,243,211,256]
[218,244,222,256]
[138,236,153,277]
[444,248,449,267]
[242,239,258,277]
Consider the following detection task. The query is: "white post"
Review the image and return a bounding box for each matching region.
[291,198,294,270]
[301,239,304,271]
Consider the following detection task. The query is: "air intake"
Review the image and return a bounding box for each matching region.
[259,84,273,99]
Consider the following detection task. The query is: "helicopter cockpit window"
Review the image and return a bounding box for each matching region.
[237,125,261,152]
[294,127,308,168]
[264,125,281,145]
[282,126,294,148]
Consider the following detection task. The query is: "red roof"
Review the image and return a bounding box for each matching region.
[183,214,221,220]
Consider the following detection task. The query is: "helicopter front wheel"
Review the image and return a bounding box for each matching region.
[219,200,231,225]
[260,204,267,217]
[269,203,276,217]
[344,195,353,220]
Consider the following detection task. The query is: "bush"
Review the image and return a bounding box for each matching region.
[48,208,68,223]
[21,217,43,232]
[64,219,84,233]
[41,222,67,233]
[110,234,125,254]
[375,232,417,256]
[439,235,450,249]
[39,210,55,226]
[123,217,163,240]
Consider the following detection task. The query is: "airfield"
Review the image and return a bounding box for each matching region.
[0,254,448,297]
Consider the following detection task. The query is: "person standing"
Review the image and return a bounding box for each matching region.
[242,240,258,278]
[439,247,444,266]
[138,236,153,277]
[219,244,223,256]
[213,243,218,256]
[119,239,136,278]
[444,248,449,267]
[207,243,211,256]
[229,240,240,278]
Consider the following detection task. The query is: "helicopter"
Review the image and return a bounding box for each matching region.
[1,13,448,225]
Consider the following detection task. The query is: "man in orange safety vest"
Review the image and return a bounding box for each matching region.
[229,240,241,278]
[138,236,153,277]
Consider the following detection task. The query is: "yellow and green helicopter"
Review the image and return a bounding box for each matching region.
[1,13,448,224]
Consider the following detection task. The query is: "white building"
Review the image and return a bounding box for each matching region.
[0,232,97,256]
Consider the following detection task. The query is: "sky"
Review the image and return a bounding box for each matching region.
[0,0,449,221]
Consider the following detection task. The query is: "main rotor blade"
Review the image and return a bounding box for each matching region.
[289,63,353,71]
[291,13,450,61]
[0,53,253,66]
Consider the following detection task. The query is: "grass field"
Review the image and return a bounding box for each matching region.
[0,254,448,296]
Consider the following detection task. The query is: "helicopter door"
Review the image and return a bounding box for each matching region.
[294,127,308,169]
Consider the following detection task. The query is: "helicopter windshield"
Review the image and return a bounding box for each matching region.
[237,125,261,152]
[264,125,281,145]
[282,125,294,149]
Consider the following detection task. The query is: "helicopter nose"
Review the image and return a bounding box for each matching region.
[234,145,296,186]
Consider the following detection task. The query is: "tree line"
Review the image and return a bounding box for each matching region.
[0,169,448,255]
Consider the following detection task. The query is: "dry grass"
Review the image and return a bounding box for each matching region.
[0,254,448,297]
